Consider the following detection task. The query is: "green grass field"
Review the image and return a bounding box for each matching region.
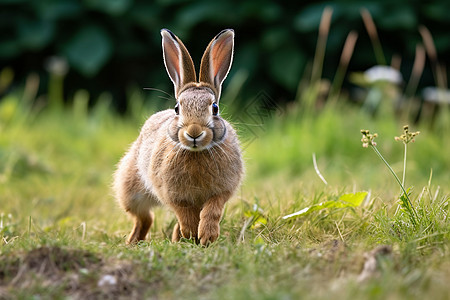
[0,88,449,299]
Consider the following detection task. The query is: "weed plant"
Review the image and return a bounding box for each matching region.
[1,7,449,300]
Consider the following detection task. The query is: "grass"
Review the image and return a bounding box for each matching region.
[0,87,449,299]
[1,7,449,297]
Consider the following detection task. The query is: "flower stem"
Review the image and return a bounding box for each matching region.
[402,143,407,187]
[370,144,418,220]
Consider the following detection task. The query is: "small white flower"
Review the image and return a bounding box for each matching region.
[97,274,117,287]
[364,66,402,84]
[79,268,89,275]
[45,56,69,76]
[422,87,450,104]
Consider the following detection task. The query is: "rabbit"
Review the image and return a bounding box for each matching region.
[113,29,243,246]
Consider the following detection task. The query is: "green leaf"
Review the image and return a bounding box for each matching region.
[0,0,27,3]
[0,40,21,59]
[261,27,290,51]
[18,19,55,50]
[84,0,132,15]
[434,34,450,52]
[244,203,268,229]
[282,201,341,219]
[128,3,160,28]
[283,191,367,220]
[239,1,281,22]
[176,2,233,29]
[293,3,339,32]
[63,26,113,77]
[33,0,82,21]
[423,3,450,22]
[378,6,417,30]
[269,46,305,92]
[338,191,368,206]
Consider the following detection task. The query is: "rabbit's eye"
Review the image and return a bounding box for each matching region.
[174,103,179,115]
[212,102,219,115]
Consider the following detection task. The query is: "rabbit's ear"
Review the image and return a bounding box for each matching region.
[161,29,197,97]
[199,29,234,100]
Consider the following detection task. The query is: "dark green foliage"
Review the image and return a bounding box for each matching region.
[0,0,449,108]
[63,26,113,77]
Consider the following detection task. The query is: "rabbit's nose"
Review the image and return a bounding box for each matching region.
[186,124,203,139]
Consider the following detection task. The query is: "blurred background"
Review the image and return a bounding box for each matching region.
[1,2,450,298]
[1,0,449,114]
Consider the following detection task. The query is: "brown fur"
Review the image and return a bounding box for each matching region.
[113,29,243,246]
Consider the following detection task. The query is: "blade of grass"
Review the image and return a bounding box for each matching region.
[329,30,358,101]
[311,6,333,85]
[419,26,447,89]
[405,44,426,100]
[312,153,328,185]
[361,8,386,65]
[301,7,333,113]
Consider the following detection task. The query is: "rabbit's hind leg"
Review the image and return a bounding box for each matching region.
[119,190,156,244]
[114,152,157,244]
[126,200,155,244]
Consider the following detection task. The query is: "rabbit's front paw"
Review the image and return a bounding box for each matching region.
[180,225,198,240]
[198,221,219,246]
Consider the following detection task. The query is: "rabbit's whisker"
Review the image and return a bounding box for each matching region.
[144,87,175,100]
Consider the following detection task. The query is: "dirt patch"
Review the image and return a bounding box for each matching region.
[358,245,393,282]
[0,246,149,299]
[306,240,394,278]
[308,239,348,263]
